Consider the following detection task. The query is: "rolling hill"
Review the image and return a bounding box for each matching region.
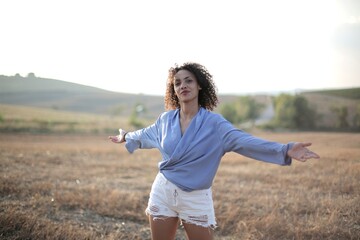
[1,74,359,131]
[0,74,271,119]
[0,74,165,119]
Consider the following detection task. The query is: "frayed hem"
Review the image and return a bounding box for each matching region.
[145,209,177,221]
[181,218,217,230]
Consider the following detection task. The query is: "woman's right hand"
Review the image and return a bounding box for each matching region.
[108,129,127,143]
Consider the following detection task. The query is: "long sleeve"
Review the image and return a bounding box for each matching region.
[124,119,160,153]
[217,116,293,165]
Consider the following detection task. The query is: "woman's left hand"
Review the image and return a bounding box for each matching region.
[287,142,320,162]
[108,129,127,143]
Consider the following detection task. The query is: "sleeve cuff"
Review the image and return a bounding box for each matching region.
[284,142,295,165]
[124,134,139,153]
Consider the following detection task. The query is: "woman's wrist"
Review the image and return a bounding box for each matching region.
[122,132,128,142]
[118,129,128,143]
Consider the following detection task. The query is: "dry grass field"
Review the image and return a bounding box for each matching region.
[0,132,359,239]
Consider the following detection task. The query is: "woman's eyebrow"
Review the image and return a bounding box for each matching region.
[174,76,191,82]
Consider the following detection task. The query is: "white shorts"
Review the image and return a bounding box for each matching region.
[145,172,217,228]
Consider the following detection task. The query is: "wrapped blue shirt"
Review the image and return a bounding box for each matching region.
[125,107,293,192]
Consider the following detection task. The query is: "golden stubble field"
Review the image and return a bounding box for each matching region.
[0,132,359,240]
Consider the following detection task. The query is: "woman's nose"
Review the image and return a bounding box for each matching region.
[180,82,187,89]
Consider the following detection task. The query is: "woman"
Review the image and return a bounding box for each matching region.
[109,62,320,240]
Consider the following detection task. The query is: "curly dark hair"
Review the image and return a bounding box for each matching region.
[164,62,219,111]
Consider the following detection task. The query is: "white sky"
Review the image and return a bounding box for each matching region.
[1,0,359,95]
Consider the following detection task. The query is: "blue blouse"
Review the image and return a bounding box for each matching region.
[125,107,293,192]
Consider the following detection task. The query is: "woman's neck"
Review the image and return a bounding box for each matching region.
[179,103,199,135]
[179,102,200,121]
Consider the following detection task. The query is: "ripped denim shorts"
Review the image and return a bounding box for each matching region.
[145,172,217,229]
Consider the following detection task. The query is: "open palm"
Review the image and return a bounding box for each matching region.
[287,142,320,162]
[108,129,127,143]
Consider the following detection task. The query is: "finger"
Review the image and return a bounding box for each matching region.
[306,149,320,158]
[304,152,320,159]
[309,152,320,158]
[109,136,120,142]
[301,142,312,147]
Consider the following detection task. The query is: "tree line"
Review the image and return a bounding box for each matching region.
[219,94,360,131]
[125,93,360,132]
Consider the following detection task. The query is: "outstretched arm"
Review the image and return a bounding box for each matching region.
[287,142,320,162]
[108,129,127,144]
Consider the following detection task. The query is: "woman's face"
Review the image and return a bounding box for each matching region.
[173,70,201,104]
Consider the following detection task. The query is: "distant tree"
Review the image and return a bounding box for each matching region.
[331,105,349,129]
[293,95,316,129]
[27,73,36,78]
[272,94,317,130]
[353,103,360,130]
[273,94,296,129]
[220,104,238,124]
[220,96,264,126]
[129,103,146,128]
[237,96,265,126]
[14,73,22,78]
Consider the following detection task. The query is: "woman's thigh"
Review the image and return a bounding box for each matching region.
[149,215,179,240]
[182,222,213,240]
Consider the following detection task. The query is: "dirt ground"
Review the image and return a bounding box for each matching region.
[1,132,359,239]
